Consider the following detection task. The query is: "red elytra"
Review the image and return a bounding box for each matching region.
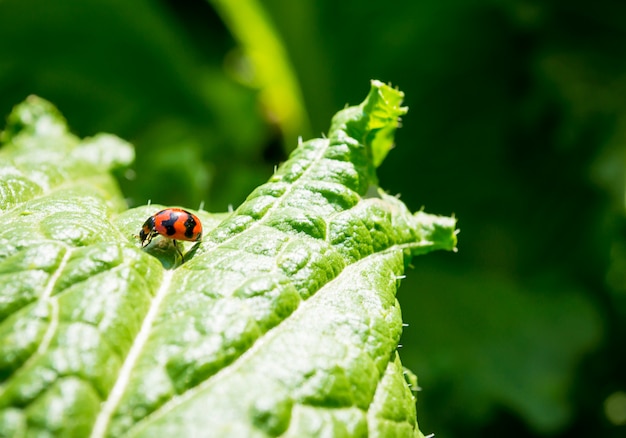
[139,208,202,248]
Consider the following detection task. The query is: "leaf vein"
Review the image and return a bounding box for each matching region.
[90,269,174,438]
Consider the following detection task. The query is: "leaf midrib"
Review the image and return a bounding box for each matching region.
[89,269,174,438]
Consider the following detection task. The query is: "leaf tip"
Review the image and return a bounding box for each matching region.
[2,95,68,143]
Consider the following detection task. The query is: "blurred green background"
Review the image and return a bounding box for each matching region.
[1,0,624,436]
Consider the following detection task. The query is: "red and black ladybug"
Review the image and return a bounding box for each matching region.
[139,208,202,259]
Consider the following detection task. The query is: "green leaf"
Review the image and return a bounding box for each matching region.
[0,81,456,437]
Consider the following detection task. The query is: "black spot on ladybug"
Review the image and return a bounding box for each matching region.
[184,215,197,238]
[161,213,178,236]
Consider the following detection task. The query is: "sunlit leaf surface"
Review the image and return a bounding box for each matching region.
[0,83,456,437]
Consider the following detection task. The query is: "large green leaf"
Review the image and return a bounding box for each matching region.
[0,81,456,437]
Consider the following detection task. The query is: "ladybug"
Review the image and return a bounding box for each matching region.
[139,208,202,259]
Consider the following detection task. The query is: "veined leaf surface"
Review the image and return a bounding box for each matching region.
[0,82,457,437]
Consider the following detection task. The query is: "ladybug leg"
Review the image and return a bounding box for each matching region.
[172,240,185,262]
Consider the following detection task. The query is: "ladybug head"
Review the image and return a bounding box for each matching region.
[139,215,156,246]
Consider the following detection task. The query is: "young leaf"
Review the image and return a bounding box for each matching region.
[0,82,456,437]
